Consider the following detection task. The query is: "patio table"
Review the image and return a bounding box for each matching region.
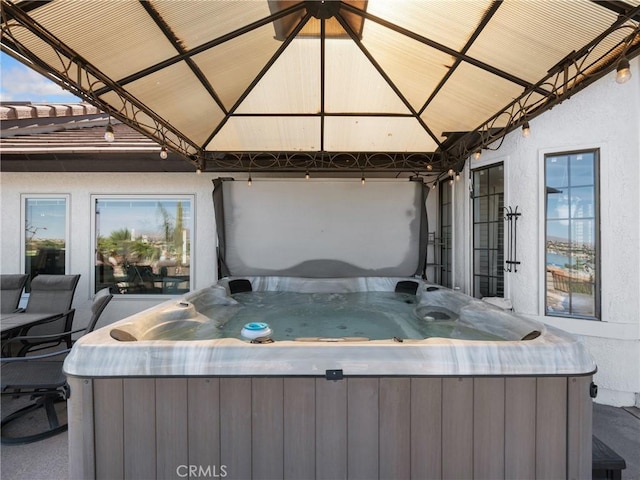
[0,312,64,335]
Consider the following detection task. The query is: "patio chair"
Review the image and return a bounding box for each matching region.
[79,287,114,336]
[0,290,113,444]
[15,274,80,356]
[0,274,28,313]
[1,349,70,444]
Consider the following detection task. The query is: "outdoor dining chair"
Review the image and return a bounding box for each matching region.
[1,289,113,444]
[0,274,28,314]
[15,274,80,356]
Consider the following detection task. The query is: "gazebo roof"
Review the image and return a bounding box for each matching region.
[1,0,639,174]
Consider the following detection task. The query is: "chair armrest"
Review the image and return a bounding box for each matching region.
[0,348,71,362]
[3,327,85,344]
[20,309,75,332]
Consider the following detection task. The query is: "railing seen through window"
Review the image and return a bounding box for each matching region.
[94,197,193,295]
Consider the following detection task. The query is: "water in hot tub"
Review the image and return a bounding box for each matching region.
[181,291,506,342]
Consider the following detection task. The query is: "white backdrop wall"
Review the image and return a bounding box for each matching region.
[454,59,640,406]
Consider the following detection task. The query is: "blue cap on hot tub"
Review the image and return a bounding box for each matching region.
[241,322,272,340]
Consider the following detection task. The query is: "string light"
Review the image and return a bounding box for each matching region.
[247,175,252,186]
[196,166,202,175]
[448,178,454,186]
[426,163,433,172]
[615,57,631,84]
[473,150,481,160]
[361,175,366,185]
[447,168,454,177]
[104,119,114,142]
[521,121,531,138]
[305,170,310,180]
[160,146,168,159]
[455,172,461,181]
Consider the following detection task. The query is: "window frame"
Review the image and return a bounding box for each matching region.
[543,148,600,320]
[91,194,195,297]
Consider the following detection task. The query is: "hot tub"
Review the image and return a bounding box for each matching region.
[65,180,596,479]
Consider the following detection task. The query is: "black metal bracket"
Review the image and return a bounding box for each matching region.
[504,206,521,273]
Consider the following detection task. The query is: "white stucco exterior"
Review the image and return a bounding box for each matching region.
[0,173,220,326]
[1,59,638,406]
[445,58,640,407]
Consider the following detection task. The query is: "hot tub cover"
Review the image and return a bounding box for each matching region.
[213,178,430,278]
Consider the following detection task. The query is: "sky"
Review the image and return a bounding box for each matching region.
[0,51,81,103]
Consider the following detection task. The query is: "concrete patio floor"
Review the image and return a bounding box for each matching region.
[1,394,638,479]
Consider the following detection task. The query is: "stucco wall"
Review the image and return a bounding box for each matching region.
[0,172,220,327]
[454,59,640,406]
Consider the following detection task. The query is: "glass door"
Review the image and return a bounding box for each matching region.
[472,164,504,298]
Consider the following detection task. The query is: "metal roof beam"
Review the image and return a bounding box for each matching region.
[334,7,443,148]
[94,2,307,97]
[339,1,552,98]
[138,1,227,116]
[590,0,640,22]
[201,9,315,150]
[419,1,503,116]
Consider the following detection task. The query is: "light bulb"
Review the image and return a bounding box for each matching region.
[247,176,252,186]
[447,168,454,176]
[104,124,114,142]
[361,176,366,185]
[521,121,530,138]
[431,183,437,190]
[426,163,433,172]
[196,167,202,175]
[473,150,481,160]
[160,146,168,159]
[616,58,631,84]
[305,171,310,180]
[448,178,454,186]
[455,172,460,181]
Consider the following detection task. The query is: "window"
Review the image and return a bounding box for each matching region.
[94,196,193,295]
[23,196,69,289]
[545,150,599,319]
[472,164,504,298]
[438,179,453,288]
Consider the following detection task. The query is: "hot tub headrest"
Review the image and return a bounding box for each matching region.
[229,279,252,294]
[110,328,138,342]
[395,280,419,295]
